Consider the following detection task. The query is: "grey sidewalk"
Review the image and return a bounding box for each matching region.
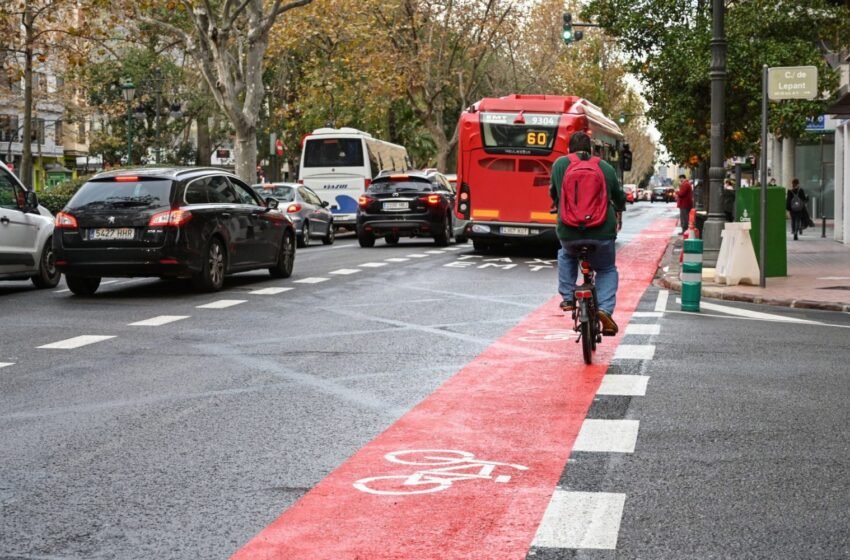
[657,222,850,312]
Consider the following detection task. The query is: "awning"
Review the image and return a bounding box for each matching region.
[826,88,850,116]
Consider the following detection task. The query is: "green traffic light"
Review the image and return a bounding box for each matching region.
[563,29,573,41]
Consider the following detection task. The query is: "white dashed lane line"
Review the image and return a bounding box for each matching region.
[129,315,190,327]
[329,269,362,275]
[249,287,294,295]
[357,263,387,268]
[38,335,116,349]
[624,323,661,335]
[196,300,247,309]
[654,289,669,312]
[532,490,626,550]
[0,362,14,369]
[406,254,430,258]
[425,250,446,254]
[294,277,330,284]
[384,258,409,263]
[631,311,663,318]
[442,246,463,251]
[573,419,640,453]
[597,375,650,397]
[613,344,656,360]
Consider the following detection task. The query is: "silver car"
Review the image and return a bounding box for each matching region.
[252,183,334,247]
[0,161,61,288]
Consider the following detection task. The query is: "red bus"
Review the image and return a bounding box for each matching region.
[455,94,631,250]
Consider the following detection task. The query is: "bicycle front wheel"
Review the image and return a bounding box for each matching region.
[579,301,593,364]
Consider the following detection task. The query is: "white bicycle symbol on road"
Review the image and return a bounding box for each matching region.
[353,450,529,496]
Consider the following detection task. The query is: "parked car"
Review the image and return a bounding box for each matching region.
[0,161,61,288]
[623,184,637,204]
[356,170,457,247]
[252,182,334,247]
[53,167,296,295]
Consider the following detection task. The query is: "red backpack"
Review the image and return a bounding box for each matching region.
[559,153,609,229]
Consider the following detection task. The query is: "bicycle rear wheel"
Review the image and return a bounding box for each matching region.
[579,301,593,364]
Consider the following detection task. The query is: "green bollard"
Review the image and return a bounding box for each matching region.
[681,239,703,312]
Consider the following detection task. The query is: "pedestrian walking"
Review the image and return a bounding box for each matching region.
[722,179,736,222]
[675,174,694,233]
[786,178,809,240]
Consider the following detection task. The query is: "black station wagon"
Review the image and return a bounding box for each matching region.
[53,167,296,295]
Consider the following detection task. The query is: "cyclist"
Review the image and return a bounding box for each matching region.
[550,131,625,336]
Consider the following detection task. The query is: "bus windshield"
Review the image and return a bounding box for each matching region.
[480,112,559,152]
[303,138,364,168]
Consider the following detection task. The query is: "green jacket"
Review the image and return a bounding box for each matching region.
[549,152,625,241]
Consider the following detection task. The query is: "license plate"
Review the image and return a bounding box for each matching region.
[383,201,409,211]
[92,228,135,240]
[501,226,529,236]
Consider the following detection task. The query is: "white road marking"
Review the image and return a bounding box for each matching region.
[329,243,356,250]
[654,290,669,312]
[38,335,116,349]
[196,299,247,309]
[406,254,430,258]
[574,419,640,453]
[358,262,388,268]
[613,344,656,360]
[53,288,70,294]
[597,375,649,396]
[329,269,362,275]
[625,323,661,336]
[631,311,663,318]
[532,490,626,550]
[294,277,330,283]
[442,246,463,251]
[385,258,410,263]
[425,250,446,254]
[249,287,294,295]
[129,315,190,327]
[817,276,850,280]
[691,299,823,325]
[0,362,14,369]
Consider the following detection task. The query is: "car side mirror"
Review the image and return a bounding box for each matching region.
[25,190,39,211]
[265,197,279,210]
[321,200,329,208]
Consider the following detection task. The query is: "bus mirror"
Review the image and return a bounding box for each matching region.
[622,148,633,172]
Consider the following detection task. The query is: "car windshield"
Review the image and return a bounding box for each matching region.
[67,179,173,210]
[369,179,433,193]
[252,185,295,202]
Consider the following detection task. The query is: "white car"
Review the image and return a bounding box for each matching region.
[0,161,61,288]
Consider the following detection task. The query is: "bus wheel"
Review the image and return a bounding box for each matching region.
[358,230,376,248]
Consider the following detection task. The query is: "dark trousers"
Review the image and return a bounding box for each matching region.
[680,208,692,231]
[790,211,803,236]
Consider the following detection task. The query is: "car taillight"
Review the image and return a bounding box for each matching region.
[286,203,302,213]
[148,210,192,227]
[419,194,441,205]
[55,212,78,228]
[364,178,371,189]
[358,195,375,208]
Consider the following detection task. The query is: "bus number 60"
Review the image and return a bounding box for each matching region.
[526,132,547,146]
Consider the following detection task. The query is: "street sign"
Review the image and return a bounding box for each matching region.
[805,114,838,133]
[768,66,818,101]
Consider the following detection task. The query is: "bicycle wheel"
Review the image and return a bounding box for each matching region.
[579,301,593,365]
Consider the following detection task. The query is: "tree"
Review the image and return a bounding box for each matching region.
[134,0,313,183]
[583,0,850,166]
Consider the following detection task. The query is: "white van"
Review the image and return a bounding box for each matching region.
[298,127,411,230]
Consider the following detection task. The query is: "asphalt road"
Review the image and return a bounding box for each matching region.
[2,202,848,559]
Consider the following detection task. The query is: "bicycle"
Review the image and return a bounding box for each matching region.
[572,245,602,364]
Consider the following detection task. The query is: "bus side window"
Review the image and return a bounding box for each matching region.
[367,145,381,179]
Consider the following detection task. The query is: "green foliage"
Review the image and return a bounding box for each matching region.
[39,175,92,214]
[584,0,850,166]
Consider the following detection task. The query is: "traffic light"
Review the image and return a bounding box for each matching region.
[562,13,574,44]
[619,112,627,124]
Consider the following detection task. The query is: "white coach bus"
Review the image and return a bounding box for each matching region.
[298,127,411,231]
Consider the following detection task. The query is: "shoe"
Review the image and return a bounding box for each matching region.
[598,310,618,336]
[794,234,798,240]
[560,299,575,312]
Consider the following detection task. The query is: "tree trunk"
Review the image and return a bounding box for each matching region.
[21,2,34,189]
[196,117,211,166]
[234,126,257,184]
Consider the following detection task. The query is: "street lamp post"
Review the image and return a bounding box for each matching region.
[122,81,136,166]
[702,0,727,266]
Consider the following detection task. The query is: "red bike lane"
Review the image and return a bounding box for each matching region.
[232,218,675,560]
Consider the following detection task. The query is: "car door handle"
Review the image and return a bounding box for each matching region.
[0,216,9,225]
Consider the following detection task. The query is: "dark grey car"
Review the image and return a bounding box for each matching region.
[252,183,334,247]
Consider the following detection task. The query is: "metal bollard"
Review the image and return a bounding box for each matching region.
[681,238,703,312]
[822,215,826,238]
